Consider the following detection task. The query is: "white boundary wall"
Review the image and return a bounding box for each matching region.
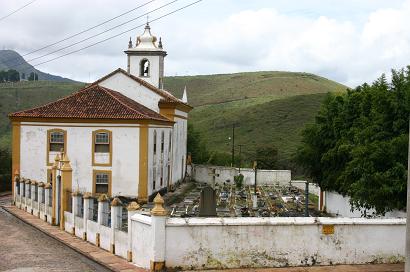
[130,215,405,269]
[192,164,291,186]
[325,191,406,218]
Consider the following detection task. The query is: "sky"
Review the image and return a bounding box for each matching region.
[0,0,409,87]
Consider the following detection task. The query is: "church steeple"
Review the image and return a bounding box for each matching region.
[125,23,167,89]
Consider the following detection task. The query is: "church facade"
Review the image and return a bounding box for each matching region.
[9,23,191,203]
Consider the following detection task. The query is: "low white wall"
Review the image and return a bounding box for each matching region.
[74,216,84,238]
[115,230,128,259]
[64,211,74,232]
[99,225,111,251]
[131,214,153,269]
[87,220,99,244]
[192,164,291,186]
[163,217,405,269]
[325,191,406,218]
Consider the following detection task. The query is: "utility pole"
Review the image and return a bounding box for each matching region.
[405,118,410,272]
[238,144,243,173]
[231,124,235,167]
[305,181,309,217]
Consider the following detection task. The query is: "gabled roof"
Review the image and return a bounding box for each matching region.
[94,68,193,110]
[9,84,171,122]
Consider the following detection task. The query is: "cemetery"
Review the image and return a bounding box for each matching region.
[160,180,327,218]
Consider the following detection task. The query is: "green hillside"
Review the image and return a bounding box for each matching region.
[0,71,347,170]
[0,81,85,147]
[164,71,346,106]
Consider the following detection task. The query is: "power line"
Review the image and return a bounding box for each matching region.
[0,0,156,67]
[0,0,38,22]
[25,0,179,64]
[32,0,203,67]
[22,0,156,57]
[6,0,180,71]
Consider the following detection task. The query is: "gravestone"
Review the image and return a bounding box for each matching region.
[199,186,217,217]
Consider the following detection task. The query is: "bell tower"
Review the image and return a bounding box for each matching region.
[125,23,167,89]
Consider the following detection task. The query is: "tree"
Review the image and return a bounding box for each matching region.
[28,72,38,81]
[296,66,410,215]
[187,123,210,164]
[254,146,279,170]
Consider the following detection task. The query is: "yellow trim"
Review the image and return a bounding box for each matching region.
[47,129,67,166]
[92,130,112,167]
[11,122,20,198]
[159,108,175,121]
[60,159,72,230]
[138,125,149,203]
[92,170,112,197]
[10,117,174,126]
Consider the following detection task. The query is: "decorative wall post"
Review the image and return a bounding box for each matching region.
[71,190,81,235]
[150,193,167,272]
[127,201,140,262]
[44,183,51,222]
[38,182,45,218]
[83,192,92,241]
[19,178,24,209]
[30,180,36,215]
[25,179,31,212]
[60,153,73,230]
[110,197,122,254]
[51,154,59,225]
[13,170,20,205]
[97,194,109,247]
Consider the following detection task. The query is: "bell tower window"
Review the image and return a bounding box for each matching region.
[140,59,150,77]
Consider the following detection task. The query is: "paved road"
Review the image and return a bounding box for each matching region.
[0,195,111,272]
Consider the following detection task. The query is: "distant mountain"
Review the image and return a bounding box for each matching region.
[0,50,76,82]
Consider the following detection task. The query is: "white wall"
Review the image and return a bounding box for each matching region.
[192,165,291,186]
[325,191,406,218]
[162,217,405,269]
[172,117,187,185]
[147,126,173,196]
[99,72,162,112]
[131,214,153,268]
[20,122,140,197]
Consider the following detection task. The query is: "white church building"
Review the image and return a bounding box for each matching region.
[9,23,192,207]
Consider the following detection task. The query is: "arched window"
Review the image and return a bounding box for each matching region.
[140,59,150,77]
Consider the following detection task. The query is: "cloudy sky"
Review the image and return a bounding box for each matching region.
[1,0,409,87]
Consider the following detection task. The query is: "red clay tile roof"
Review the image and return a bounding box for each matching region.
[9,84,171,122]
[94,68,192,109]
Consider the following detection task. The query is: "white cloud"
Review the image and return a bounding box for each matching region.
[0,0,410,86]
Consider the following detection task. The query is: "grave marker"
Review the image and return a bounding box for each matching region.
[199,186,217,217]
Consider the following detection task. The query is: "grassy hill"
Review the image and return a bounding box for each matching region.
[0,81,85,147]
[0,71,347,170]
[0,50,77,82]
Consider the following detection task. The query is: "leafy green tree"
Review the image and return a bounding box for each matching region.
[296,67,410,214]
[187,123,210,164]
[254,146,279,169]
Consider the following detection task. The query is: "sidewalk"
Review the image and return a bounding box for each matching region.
[2,204,147,272]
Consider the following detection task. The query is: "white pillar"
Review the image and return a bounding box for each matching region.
[30,181,36,215]
[83,192,93,241]
[110,197,122,254]
[97,194,109,248]
[97,194,109,226]
[71,191,81,235]
[127,202,140,262]
[19,180,24,209]
[44,183,52,222]
[150,193,167,271]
